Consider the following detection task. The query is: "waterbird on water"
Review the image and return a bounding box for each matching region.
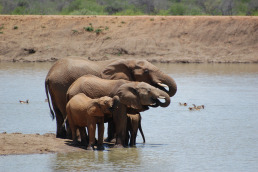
[19,99,29,104]
[179,102,187,106]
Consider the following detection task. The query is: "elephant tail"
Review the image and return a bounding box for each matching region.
[45,78,55,120]
[139,116,145,143]
[62,116,67,128]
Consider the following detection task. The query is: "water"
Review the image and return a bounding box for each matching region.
[0,62,258,172]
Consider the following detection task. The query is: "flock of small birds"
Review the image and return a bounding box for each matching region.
[19,99,49,104]
[179,102,205,110]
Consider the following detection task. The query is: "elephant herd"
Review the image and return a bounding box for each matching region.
[45,57,177,150]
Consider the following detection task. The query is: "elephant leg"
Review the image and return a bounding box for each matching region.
[54,108,66,139]
[65,120,72,139]
[106,121,116,143]
[87,123,96,150]
[129,129,137,146]
[113,105,127,148]
[96,118,105,150]
[125,130,130,146]
[78,127,87,147]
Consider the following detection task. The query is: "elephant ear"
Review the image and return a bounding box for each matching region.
[87,103,105,117]
[116,83,142,110]
[101,60,133,81]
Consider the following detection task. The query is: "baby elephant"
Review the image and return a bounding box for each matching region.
[66,93,120,150]
[126,113,145,146]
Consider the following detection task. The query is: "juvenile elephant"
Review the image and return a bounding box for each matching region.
[66,75,170,147]
[126,113,145,147]
[66,93,120,150]
[45,57,177,138]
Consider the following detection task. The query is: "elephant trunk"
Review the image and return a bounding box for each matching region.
[154,71,177,97]
[154,89,170,107]
[112,96,120,109]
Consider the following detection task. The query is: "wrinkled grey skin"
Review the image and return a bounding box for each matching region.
[66,75,171,147]
[45,57,177,139]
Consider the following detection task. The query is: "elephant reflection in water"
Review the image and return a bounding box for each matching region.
[45,57,177,141]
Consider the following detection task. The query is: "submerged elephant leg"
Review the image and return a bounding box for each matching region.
[55,108,66,139]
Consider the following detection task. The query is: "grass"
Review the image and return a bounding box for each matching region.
[121,21,126,24]
[72,30,78,33]
[105,26,109,30]
[95,28,102,34]
[0,31,3,34]
[84,26,94,32]
[13,26,18,30]
[150,18,154,21]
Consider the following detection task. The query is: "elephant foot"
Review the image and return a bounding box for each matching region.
[71,140,80,146]
[97,145,105,150]
[80,140,88,147]
[87,146,94,151]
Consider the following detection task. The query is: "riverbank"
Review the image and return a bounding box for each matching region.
[0,15,258,63]
[0,132,91,155]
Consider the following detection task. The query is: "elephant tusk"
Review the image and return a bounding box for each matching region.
[158,96,166,99]
[150,103,156,105]
[157,82,168,88]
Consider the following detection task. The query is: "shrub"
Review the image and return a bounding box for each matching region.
[84,26,94,32]
[95,28,102,34]
[14,26,18,30]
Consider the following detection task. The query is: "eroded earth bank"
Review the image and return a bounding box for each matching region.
[0,15,258,63]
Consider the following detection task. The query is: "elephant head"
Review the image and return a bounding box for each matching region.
[101,59,177,97]
[115,82,170,111]
[96,96,120,115]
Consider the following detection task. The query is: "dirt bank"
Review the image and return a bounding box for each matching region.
[0,15,258,63]
[0,132,91,155]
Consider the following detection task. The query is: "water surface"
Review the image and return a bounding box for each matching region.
[0,62,257,172]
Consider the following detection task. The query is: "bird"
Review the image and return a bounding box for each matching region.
[19,99,29,104]
[179,102,187,106]
[197,105,205,109]
[192,104,203,110]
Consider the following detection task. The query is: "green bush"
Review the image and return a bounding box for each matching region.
[169,3,188,15]
[84,26,94,32]
[95,28,102,34]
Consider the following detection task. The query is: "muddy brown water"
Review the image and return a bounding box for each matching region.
[0,62,258,171]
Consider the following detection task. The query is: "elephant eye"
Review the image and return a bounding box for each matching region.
[104,101,107,104]
[144,69,149,74]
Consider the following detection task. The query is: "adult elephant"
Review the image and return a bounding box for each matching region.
[66,75,170,147]
[45,57,177,139]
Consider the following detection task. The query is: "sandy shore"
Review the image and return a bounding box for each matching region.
[0,132,90,155]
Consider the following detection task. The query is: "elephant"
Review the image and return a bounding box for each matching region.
[66,75,171,147]
[66,93,120,150]
[45,57,177,139]
[126,112,145,147]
